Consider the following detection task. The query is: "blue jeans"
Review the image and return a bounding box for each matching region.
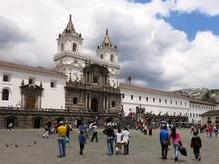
[173,144,180,158]
[107,138,114,155]
[58,137,66,157]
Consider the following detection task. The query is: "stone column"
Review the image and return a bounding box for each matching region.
[102,94,105,112]
[85,92,87,110]
[89,94,91,109]
[39,95,42,109]
[106,95,109,113]
[87,93,90,109]
[21,94,24,110]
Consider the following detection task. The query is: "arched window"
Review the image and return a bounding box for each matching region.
[2,88,9,101]
[61,43,64,51]
[110,54,114,62]
[100,54,104,59]
[73,43,77,52]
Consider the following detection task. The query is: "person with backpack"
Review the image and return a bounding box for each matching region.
[191,131,202,161]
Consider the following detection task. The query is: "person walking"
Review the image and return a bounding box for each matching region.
[191,131,202,161]
[122,127,130,155]
[43,125,49,138]
[103,124,115,155]
[115,129,123,155]
[8,122,13,131]
[65,121,70,145]
[143,124,148,135]
[149,125,153,136]
[57,121,67,158]
[170,127,182,161]
[90,122,98,142]
[78,131,87,155]
[159,125,170,159]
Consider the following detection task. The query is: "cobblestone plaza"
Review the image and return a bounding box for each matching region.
[0,129,218,164]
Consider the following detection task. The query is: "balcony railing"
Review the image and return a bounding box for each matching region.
[66,81,120,93]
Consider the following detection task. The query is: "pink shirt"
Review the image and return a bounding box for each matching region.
[170,133,181,144]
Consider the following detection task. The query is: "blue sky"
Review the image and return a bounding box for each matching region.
[164,11,219,40]
[135,0,219,41]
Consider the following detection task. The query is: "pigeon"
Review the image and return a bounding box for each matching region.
[14,144,19,148]
[5,144,9,147]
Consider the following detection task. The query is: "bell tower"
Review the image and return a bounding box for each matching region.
[56,15,83,55]
[96,29,120,88]
[96,29,118,64]
[54,15,84,82]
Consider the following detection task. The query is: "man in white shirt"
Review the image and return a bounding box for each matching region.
[90,122,98,142]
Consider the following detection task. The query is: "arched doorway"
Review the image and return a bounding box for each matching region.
[33,117,42,128]
[91,98,98,112]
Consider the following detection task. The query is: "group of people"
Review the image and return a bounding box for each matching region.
[191,124,218,138]
[160,125,202,161]
[44,119,216,161]
[103,124,130,155]
[55,120,131,157]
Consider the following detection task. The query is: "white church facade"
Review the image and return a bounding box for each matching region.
[0,15,218,128]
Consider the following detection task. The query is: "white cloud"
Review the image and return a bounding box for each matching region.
[161,31,219,89]
[0,0,219,90]
[172,0,219,16]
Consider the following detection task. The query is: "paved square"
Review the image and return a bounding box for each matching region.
[0,129,218,164]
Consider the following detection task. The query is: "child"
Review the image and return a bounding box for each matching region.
[78,131,86,155]
[191,131,202,161]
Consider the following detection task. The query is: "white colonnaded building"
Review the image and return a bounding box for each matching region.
[0,15,218,128]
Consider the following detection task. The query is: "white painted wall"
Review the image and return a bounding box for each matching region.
[0,68,66,110]
[121,87,216,123]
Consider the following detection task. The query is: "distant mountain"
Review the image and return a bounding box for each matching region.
[173,88,219,103]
